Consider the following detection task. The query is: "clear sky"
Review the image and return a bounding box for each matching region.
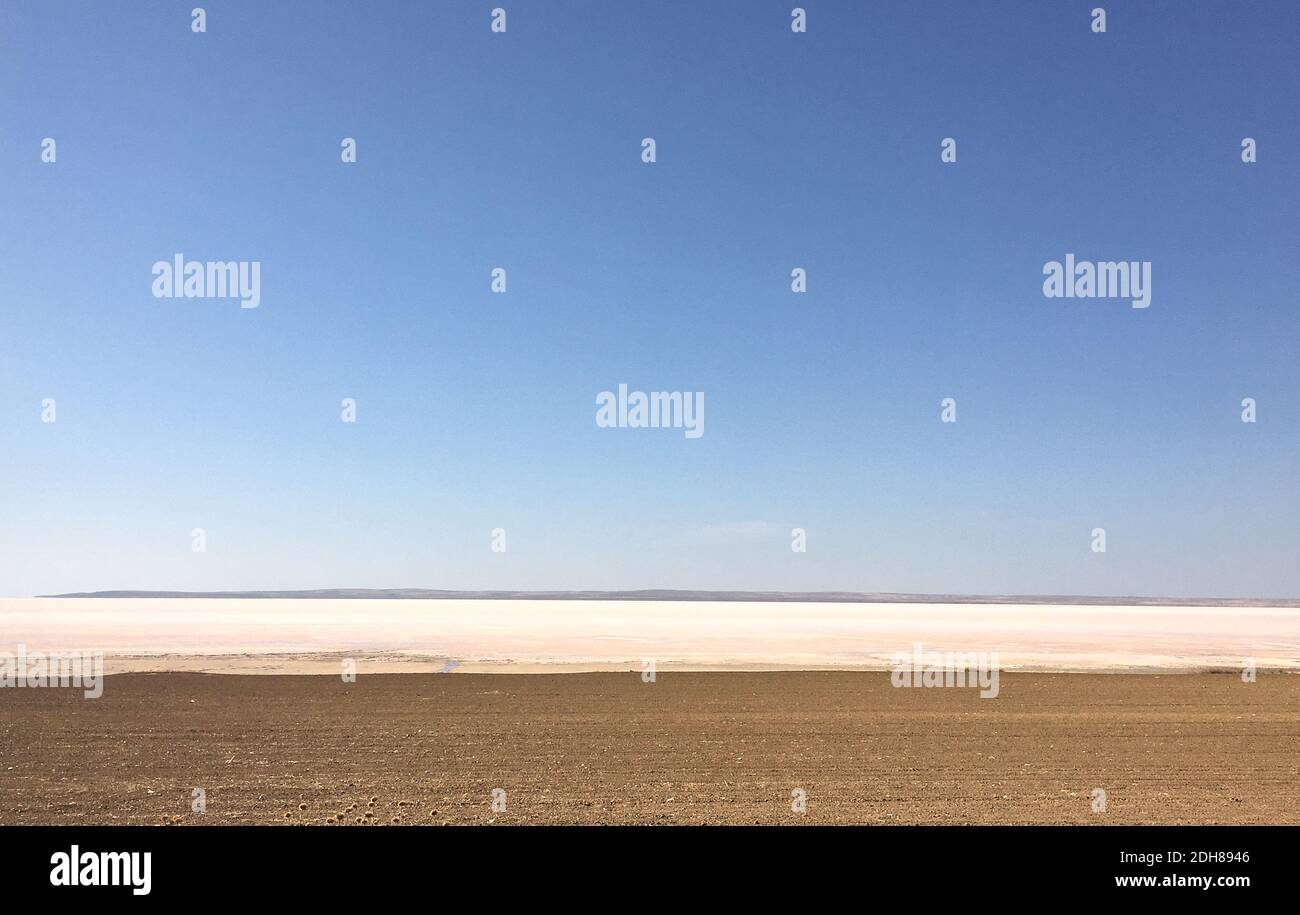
[1,1,1297,598]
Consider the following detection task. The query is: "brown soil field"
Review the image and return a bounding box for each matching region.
[1,671,1296,825]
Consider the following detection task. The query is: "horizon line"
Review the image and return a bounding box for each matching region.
[29,588,1300,607]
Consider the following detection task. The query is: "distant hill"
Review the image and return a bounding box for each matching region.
[36,588,1300,606]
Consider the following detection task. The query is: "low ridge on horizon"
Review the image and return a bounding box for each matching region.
[33,588,1300,607]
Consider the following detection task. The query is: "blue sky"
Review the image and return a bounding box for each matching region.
[1,1,1297,597]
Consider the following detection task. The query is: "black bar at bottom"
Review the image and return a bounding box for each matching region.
[1,825,1285,899]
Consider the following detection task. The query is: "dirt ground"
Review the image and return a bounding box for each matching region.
[0,671,1295,825]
